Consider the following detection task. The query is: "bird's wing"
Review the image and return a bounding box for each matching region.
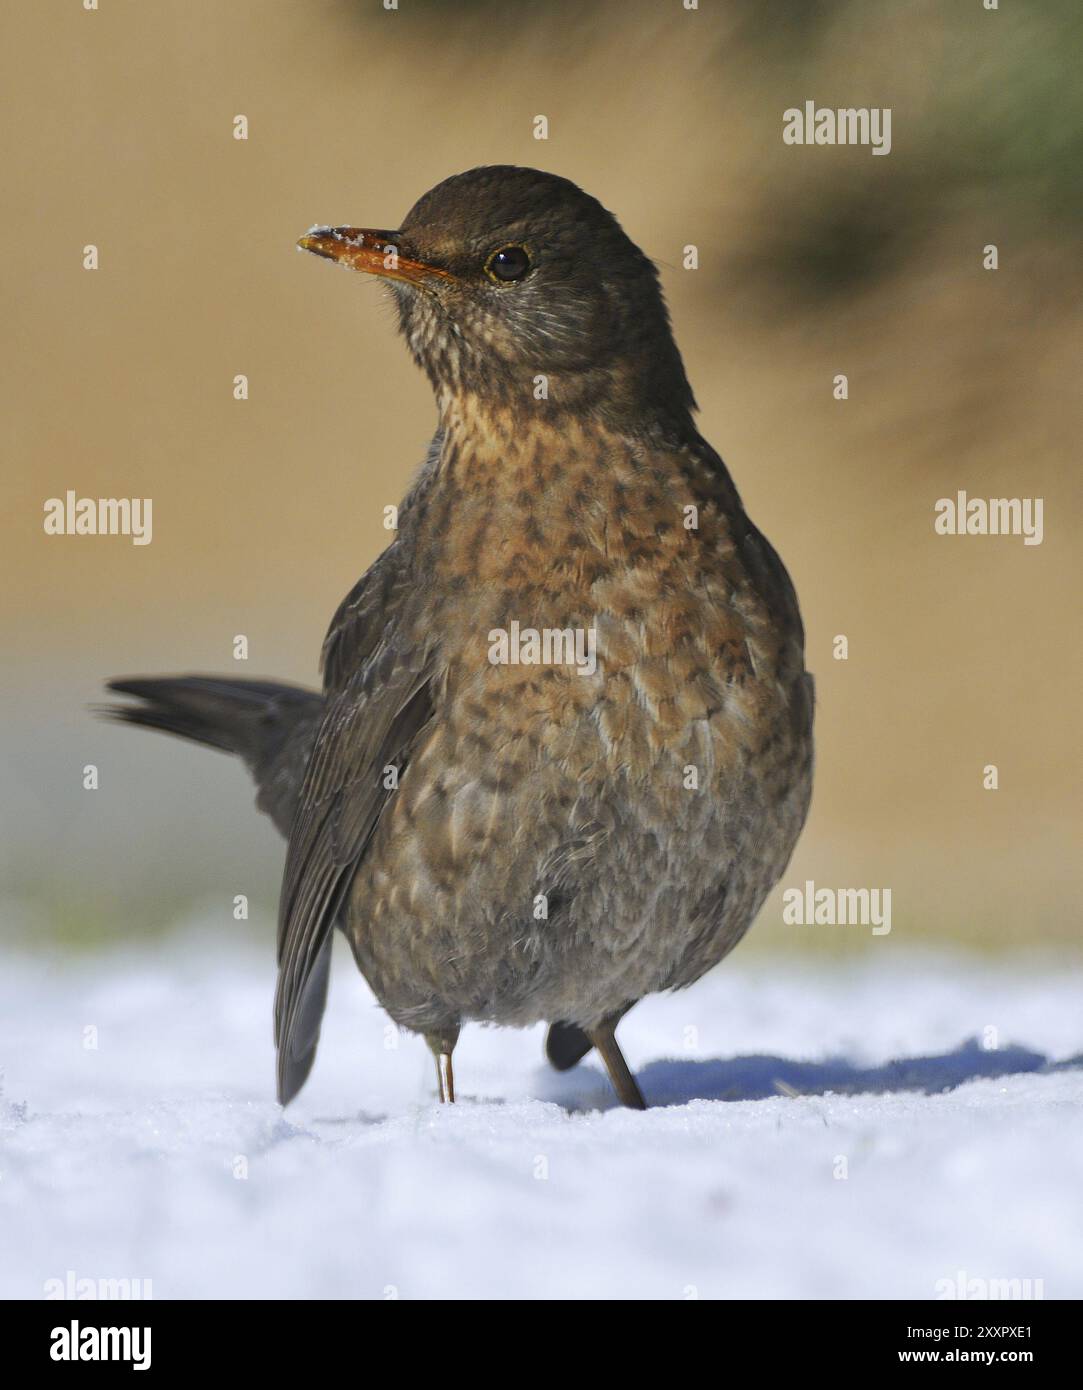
[275,436,445,1103]
[274,632,437,1103]
[274,516,441,1103]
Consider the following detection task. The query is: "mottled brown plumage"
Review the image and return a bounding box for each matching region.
[108,167,813,1110]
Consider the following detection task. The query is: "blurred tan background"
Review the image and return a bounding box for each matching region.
[2,0,1079,953]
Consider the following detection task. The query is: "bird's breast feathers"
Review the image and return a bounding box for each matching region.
[410,419,802,764]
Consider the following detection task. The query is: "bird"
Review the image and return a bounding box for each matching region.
[106,165,814,1111]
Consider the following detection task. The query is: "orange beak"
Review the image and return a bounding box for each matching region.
[296,226,454,287]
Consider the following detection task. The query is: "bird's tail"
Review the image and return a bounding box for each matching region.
[102,676,323,837]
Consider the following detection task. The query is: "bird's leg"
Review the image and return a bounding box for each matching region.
[587,1016,648,1110]
[425,1025,460,1104]
[437,1051,455,1104]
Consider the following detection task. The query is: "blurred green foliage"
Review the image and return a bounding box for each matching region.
[344,0,1083,303]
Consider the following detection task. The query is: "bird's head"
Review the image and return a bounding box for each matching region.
[298,166,695,433]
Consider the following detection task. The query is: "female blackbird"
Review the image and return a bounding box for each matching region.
[108,166,813,1111]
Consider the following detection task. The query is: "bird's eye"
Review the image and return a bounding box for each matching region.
[485,245,532,284]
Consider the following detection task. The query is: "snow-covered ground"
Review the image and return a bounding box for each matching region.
[1,928,1080,1300]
